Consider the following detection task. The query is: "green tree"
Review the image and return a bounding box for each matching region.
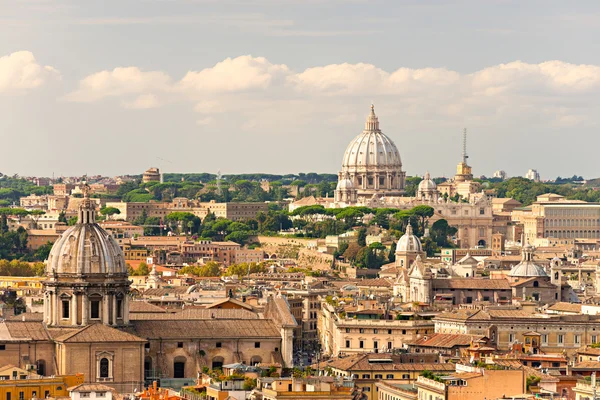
[100,206,121,220]
[130,262,150,276]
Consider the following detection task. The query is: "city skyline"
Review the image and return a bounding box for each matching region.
[1,0,599,178]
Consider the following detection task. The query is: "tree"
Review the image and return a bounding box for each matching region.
[388,241,396,263]
[33,241,54,261]
[412,205,434,234]
[100,206,121,220]
[357,227,367,247]
[130,262,150,276]
[342,242,361,262]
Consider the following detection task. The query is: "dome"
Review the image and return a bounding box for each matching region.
[342,106,402,169]
[396,225,423,253]
[46,187,127,276]
[418,171,437,191]
[336,173,354,190]
[508,244,548,278]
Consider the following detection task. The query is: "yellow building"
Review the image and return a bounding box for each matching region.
[0,367,84,400]
[0,276,44,296]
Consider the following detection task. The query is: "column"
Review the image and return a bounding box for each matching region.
[103,294,109,324]
[111,295,117,325]
[51,292,58,326]
[123,295,130,325]
[82,295,89,325]
[72,293,79,325]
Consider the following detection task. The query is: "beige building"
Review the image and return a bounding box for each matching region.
[512,193,600,246]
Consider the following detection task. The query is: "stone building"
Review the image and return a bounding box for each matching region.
[335,105,406,201]
[142,168,161,183]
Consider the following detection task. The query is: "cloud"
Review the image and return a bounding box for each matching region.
[65,56,600,130]
[179,56,289,93]
[65,67,171,102]
[0,51,60,92]
[121,94,161,109]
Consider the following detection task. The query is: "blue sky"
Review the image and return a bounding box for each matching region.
[1,0,599,179]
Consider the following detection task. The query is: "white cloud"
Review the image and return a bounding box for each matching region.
[196,117,214,126]
[121,94,161,109]
[179,55,289,93]
[65,67,171,102]
[0,51,59,92]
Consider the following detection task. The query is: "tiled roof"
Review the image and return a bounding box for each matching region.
[577,347,600,356]
[318,353,455,372]
[131,319,281,339]
[433,279,510,290]
[206,298,254,311]
[5,313,44,322]
[55,323,146,343]
[68,384,114,392]
[130,308,259,320]
[142,287,189,296]
[574,361,600,369]
[510,277,556,288]
[547,302,582,313]
[1,321,51,341]
[356,278,393,288]
[129,301,168,313]
[407,333,479,349]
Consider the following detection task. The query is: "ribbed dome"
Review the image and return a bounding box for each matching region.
[342,106,402,169]
[418,172,437,191]
[46,188,126,276]
[336,173,354,190]
[508,244,548,278]
[396,225,423,253]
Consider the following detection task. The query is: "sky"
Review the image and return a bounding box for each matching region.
[1,0,599,180]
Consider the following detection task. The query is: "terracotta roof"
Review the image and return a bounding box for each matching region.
[318,353,455,372]
[435,309,535,322]
[407,333,480,349]
[356,278,393,288]
[55,323,146,343]
[574,361,600,369]
[268,297,298,327]
[129,301,168,313]
[510,277,556,288]
[68,384,114,392]
[1,321,51,341]
[131,319,281,339]
[433,279,510,290]
[206,297,254,311]
[5,313,44,322]
[142,287,189,296]
[577,347,600,356]
[130,308,259,320]
[547,302,582,313]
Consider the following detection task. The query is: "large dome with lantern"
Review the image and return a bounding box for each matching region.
[336,105,406,200]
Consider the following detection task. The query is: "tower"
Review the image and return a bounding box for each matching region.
[43,181,130,327]
[550,257,562,301]
[455,128,473,182]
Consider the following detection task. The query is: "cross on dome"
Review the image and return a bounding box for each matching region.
[365,104,380,131]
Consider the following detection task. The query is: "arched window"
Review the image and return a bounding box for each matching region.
[100,358,109,378]
[533,281,539,288]
[37,360,46,376]
[174,356,186,378]
[212,356,224,369]
[250,356,262,366]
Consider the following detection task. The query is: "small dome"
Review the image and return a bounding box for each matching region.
[46,185,127,276]
[336,173,354,190]
[396,225,423,253]
[508,244,548,278]
[418,171,437,191]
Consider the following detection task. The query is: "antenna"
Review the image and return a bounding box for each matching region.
[217,170,222,195]
[462,128,468,163]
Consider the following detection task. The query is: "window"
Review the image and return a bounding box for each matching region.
[359,341,364,349]
[402,330,406,335]
[558,334,564,345]
[402,374,410,379]
[345,328,350,333]
[80,393,90,398]
[359,328,365,334]
[386,374,394,379]
[18,393,23,400]
[373,329,378,334]
[509,333,515,343]
[542,335,548,345]
[0,345,5,351]
[575,335,581,345]
[177,342,183,348]
[373,341,378,350]
[346,340,350,348]
[62,300,70,319]
[44,391,49,399]
[100,358,110,378]
[116,299,123,318]
[91,300,100,319]
[97,392,106,398]
[479,208,485,215]
[379,177,385,186]
[375,374,383,379]
[388,342,393,349]
[362,374,370,379]
[388,329,392,334]
[216,342,222,348]
[255,342,260,348]
[592,335,597,344]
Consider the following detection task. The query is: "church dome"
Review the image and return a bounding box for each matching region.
[508,244,548,278]
[46,186,127,276]
[396,225,423,253]
[342,105,402,169]
[336,174,354,190]
[418,172,437,192]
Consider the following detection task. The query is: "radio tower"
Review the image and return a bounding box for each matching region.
[216,170,222,196]
[462,128,468,164]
